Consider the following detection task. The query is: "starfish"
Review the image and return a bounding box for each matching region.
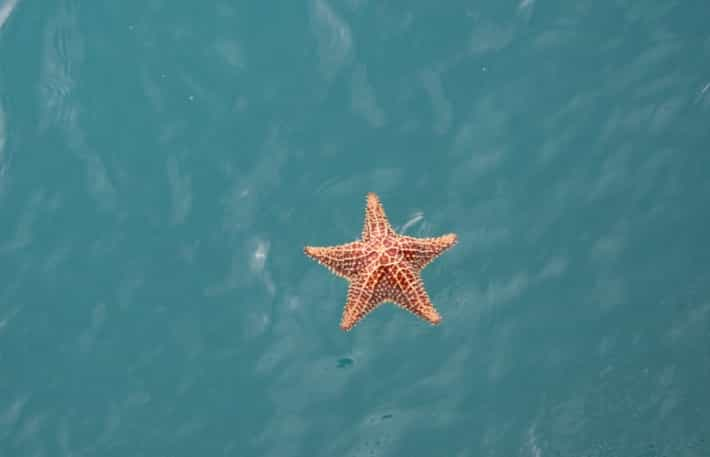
[304,192,457,331]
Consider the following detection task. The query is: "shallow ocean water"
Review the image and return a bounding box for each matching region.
[1,0,709,456]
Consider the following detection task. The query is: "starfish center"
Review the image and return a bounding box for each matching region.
[369,239,402,266]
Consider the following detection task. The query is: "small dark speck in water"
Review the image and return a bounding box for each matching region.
[381,414,392,419]
[336,357,353,368]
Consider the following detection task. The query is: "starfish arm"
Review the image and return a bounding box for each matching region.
[387,263,442,325]
[340,271,381,331]
[400,233,458,270]
[361,193,395,241]
[304,241,369,279]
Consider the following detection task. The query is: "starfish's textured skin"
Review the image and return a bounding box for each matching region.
[304,193,457,331]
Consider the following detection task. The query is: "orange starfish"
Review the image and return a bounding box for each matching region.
[304,193,457,331]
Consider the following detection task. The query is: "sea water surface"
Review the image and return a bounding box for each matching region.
[1,0,709,456]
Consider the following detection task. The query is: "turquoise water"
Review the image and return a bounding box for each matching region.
[1,0,709,455]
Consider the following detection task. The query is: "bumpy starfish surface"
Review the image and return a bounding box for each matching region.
[304,193,457,331]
